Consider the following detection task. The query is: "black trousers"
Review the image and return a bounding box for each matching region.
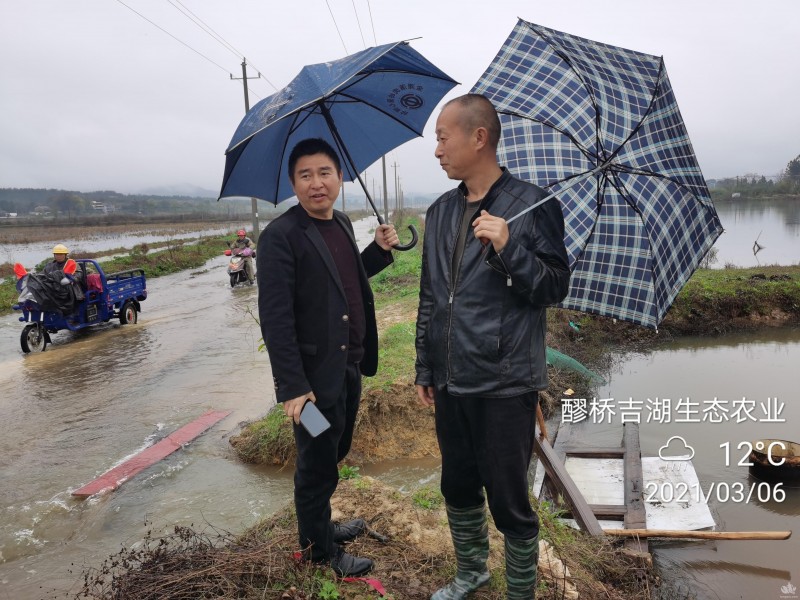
[435,387,539,540]
[293,362,361,560]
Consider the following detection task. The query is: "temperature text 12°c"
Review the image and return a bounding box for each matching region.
[720,440,787,467]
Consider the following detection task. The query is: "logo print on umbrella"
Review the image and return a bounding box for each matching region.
[400,93,423,109]
[387,84,424,115]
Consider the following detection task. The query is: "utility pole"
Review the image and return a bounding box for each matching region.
[392,162,399,215]
[231,58,262,242]
[381,156,389,222]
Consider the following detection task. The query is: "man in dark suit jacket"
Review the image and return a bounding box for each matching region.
[257,138,398,577]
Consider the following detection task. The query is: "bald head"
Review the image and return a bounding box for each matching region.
[442,94,501,149]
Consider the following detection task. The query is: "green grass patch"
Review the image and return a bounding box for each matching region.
[665,264,800,331]
[411,486,443,510]
[229,405,294,465]
[338,464,361,480]
[368,320,417,393]
[370,216,423,310]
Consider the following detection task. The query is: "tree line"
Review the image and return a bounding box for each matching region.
[710,154,800,200]
[0,188,255,218]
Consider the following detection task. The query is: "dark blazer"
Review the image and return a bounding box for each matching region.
[257,205,393,407]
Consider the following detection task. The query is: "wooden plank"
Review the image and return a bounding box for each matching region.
[534,435,604,537]
[589,504,627,519]
[564,457,624,505]
[641,456,715,530]
[535,403,549,441]
[534,421,572,501]
[72,410,231,498]
[623,423,646,528]
[561,504,627,519]
[622,423,647,554]
[606,529,792,541]
[563,446,625,458]
[550,422,572,465]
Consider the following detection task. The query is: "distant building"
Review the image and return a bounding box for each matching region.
[90,201,115,213]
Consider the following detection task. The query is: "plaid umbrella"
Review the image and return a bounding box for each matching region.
[471,19,723,329]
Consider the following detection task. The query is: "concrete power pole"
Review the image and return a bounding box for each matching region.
[392,162,399,214]
[381,156,389,222]
[231,58,262,243]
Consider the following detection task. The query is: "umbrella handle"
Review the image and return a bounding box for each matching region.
[393,224,418,252]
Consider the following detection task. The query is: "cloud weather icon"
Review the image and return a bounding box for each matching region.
[658,436,695,461]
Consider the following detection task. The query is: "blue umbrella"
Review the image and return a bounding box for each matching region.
[219,41,457,249]
[471,19,723,328]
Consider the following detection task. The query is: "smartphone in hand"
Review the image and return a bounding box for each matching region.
[299,400,331,437]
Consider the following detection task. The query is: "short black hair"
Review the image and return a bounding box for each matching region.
[443,94,501,148]
[288,138,342,182]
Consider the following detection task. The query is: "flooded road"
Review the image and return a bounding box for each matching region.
[1,210,797,599]
[0,256,294,598]
[0,223,251,268]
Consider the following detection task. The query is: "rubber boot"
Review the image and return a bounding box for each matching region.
[333,518,368,543]
[431,504,490,600]
[504,535,539,599]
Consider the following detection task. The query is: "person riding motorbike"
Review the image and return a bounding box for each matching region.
[15,243,84,315]
[14,244,78,282]
[43,244,72,276]
[229,229,255,284]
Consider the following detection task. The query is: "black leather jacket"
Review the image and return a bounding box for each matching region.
[415,169,570,397]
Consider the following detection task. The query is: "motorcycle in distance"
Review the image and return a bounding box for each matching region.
[224,245,255,287]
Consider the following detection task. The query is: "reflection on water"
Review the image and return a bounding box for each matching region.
[0,258,286,598]
[0,211,797,598]
[588,327,800,600]
[712,198,799,268]
[0,223,250,268]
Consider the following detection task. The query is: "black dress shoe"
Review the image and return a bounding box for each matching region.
[329,545,373,577]
[333,518,368,543]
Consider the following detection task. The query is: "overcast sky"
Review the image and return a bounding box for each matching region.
[1,0,798,198]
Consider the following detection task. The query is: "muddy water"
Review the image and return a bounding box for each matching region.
[581,328,800,599]
[0,223,251,268]
[712,197,799,268]
[1,215,798,599]
[0,257,294,598]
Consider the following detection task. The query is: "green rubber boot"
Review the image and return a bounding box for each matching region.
[431,504,491,600]
[504,535,539,599]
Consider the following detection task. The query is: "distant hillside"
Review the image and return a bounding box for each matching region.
[137,184,218,198]
[0,187,254,218]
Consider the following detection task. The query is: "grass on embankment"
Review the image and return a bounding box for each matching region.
[77,474,656,600]
[0,234,237,317]
[232,244,800,467]
[557,264,800,350]
[663,264,800,333]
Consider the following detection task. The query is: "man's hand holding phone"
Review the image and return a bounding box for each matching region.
[283,393,331,437]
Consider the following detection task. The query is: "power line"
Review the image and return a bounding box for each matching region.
[325,0,348,54]
[366,0,378,45]
[351,0,366,49]
[167,0,241,60]
[167,0,278,91]
[114,0,231,75]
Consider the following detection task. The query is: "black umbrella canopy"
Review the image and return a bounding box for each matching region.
[219,41,457,205]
